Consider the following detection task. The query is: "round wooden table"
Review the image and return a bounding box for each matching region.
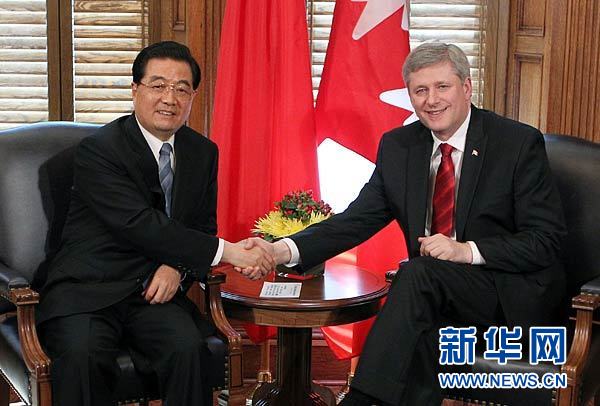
[220,262,389,406]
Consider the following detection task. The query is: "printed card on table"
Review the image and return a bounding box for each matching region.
[259,282,302,298]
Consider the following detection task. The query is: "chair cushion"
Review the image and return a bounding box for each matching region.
[0,122,98,286]
[0,314,228,404]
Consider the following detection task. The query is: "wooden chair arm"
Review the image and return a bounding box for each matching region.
[557,293,600,406]
[7,287,52,386]
[205,265,243,389]
[206,265,240,344]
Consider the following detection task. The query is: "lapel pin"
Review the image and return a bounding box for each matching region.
[472,149,479,157]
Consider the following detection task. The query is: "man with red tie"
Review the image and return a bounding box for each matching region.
[244,42,566,405]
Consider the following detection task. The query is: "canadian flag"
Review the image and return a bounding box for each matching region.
[318,0,415,359]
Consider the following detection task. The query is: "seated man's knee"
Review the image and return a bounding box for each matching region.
[394,256,439,281]
[388,256,446,296]
[164,327,206,362]
[403,256,441,270]
[178,335,205,358]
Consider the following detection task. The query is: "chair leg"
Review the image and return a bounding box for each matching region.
[0,378,9,406]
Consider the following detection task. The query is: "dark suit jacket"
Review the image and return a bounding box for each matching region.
[37,114,219,326]
[291,106,566,327]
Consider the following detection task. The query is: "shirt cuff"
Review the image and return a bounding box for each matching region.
[467,241,486,265]
[281,237,300,267]
[211,238,225,266]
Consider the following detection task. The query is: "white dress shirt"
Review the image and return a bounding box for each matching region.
[282,109,485,266]
[136,118,224,266]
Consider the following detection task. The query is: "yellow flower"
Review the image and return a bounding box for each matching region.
[253,211,332,241]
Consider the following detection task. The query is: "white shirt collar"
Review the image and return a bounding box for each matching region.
[135,117,175,164]
[430,108,471,155]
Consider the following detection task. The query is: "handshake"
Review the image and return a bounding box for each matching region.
[221,237,292,280]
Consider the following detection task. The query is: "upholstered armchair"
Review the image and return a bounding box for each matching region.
[386,134,600,406]
[0,122,243,405]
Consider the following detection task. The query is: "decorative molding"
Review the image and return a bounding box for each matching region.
[516,0,545,37]
[511,52,543,127]
[173,0,185,31]
[187,0,226,136]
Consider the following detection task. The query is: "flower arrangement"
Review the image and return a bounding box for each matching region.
[253,190,333,242]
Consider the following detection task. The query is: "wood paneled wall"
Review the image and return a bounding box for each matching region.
[154,0,225,136]
[187,0,226,135]
[554,0,600,142]
[499,0,600,143]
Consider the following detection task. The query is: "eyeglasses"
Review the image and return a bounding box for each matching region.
[137,81,195,100]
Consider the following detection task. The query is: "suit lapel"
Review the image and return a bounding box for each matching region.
[122,115,163,204]
[455,107,486,241]
[406,127,433,254]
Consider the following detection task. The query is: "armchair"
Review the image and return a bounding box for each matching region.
[385,134,600,405]
[0,122,243,405]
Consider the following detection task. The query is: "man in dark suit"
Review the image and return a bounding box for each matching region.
[37,41,274,406]
[244,42,566,405]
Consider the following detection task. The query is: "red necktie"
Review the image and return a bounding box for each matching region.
[431,143,455,237]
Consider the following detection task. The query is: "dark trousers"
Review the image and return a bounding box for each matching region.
[352,256,504,406]
[40,291,211,406]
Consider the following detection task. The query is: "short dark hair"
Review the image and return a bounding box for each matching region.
[132,41,201,89]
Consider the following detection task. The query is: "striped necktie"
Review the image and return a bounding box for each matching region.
[159,143,173,217]
[431,143,455,237]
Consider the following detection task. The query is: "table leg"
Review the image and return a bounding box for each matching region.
[252,327,335,406]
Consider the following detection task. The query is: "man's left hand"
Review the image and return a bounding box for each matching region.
[143,264,181,304]
[418,234,473,264]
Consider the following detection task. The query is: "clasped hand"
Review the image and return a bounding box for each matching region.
[222,239,276,280]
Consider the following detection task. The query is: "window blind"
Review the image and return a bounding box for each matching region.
[0,0,48,130]
[308,0,335,101]
[73,0,149,124]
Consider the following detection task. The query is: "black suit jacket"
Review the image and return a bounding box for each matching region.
[37,114,219,326]
[291,106,566,327]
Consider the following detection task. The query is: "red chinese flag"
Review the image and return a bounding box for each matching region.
[211,0,320,343]
[317,0,413,359]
